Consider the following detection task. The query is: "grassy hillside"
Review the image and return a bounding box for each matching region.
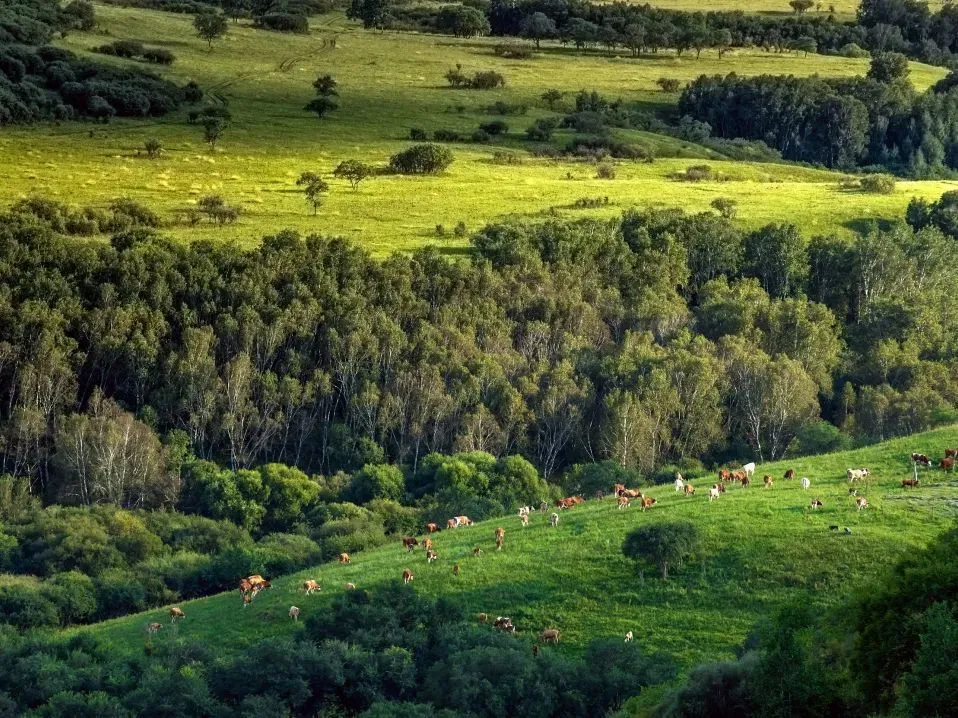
[75,426,958,677]
[0,5,952,254]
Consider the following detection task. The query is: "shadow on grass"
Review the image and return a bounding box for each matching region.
[841,216,897,234]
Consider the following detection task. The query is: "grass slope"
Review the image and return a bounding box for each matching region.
[0,5,952,254]
[75,426,958,678]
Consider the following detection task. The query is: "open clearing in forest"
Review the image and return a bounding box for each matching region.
[0,4,953,254]
[75,426,958,691]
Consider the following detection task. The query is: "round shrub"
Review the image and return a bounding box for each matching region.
[479,120,508,135]
[389,144,455,174]
[860,173,896,194]
[596,162,616,179]
[840,42,870,58]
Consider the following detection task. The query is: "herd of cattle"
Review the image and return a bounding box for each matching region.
[147,447,955,640]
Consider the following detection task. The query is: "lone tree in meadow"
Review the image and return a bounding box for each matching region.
[333,159,373,190]
[520,12,557,49]
[867,52,910,84]
[194,11,229,49]
[305,74,339,118]
[297,172,329,214]
[144,138,162,159]
[789,0,815,12]
[622,521,701,580]
[794,36,817,57]
[202,117,226,151]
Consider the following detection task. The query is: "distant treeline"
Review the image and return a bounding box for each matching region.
[679,55,958,174]
[0,0,183,125]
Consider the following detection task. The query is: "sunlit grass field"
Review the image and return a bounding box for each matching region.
[0,4,952,254]
[76,426,958,688]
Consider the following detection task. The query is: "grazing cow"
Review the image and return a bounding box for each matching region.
[856,497,869,511]
[618,489,643,499]
[402,568,414,585]
[675,474,685,492]
[473,547,483,557]
[732,470,746,482]
[345,582,356,590]
[613,483,626,497]
[540,629,560,644]
[518,506,532,517]
[453,564,460,576]
[478,612,488,624]
[456,515,473,526]
[495,527,505,550]
[550,512,559,527]
[494,617,516,633]
[625,631,633,642]
[427,550,438,563]
[426,522,439,533]
[289,606,300,621]
[617,496,630,509]
[718,469,731,482]
[147,622,162,634]
[169,607,185,623]
[641,497,657,511]
[740,476,750,489]
[848,488,858,496]
[422,538,433,552]
[801,477,811,490]
[520,513,529,527]
[941,457,955,470]
[784,468,796,480]
[252,580,271,595]
[742,462,756,478]
[303,579,320,595]
[810,498,823,510]
[447,518,459,530]
[684,484,695,496]
[401,536,418,551]
[248,574,267,587]
[716,482,727,493]
[946,448,958,458]
[911,453,932,467]
[540,501,549,512]
[763,475,773,488]
[339,553,350,564]
[847,468,870,482]
[901,479,920,488]
[242,592,253,608]
[709,486,720,502]
[238,578,253,595]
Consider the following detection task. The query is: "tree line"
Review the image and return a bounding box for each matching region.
[679,52,958,174]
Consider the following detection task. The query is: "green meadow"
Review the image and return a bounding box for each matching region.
[76,426,958,686]
[0,4,953,254]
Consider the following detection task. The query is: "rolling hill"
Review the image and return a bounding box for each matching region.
[74,425,958,685]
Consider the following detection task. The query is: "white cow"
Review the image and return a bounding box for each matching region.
[624,631,634,642]
[742,462,756,478]
[847,468,870,482]
[856,497,869,511]
[550,512,559,527]
[709,486,720,502]
[674,475,685,492]
[800,477,811,490]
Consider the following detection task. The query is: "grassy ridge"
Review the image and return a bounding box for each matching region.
[75,426,958,673]
[0,5,952,254]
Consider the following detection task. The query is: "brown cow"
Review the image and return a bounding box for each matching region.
[717,482,727,493]
[248,574,267,587]
[426,523,439,533]
[784,468,796,480]
[617,496,630,509]
[427,550,439,563]
[146,622,163,634]
[401,536,419,551]
[252,579,271,595]
[447,518,459,529]
[456,515,474,526]
[733,470,746,482]
[339,553,350,564]
[303,579,321,595]
[856,496,869,511]
[540,629,560,644]
[618,489,643,499]
[169,607,185,623]
[495,527,505,550]
[520,513,529,527]
[473,547,483,557]
[289,606,300,621]
[422,538,433,552]
[641,496,657,511]
[941,457,955,470]
[740,476,750,488]
[684,484,695,496]
[946,448,958,458]
[478,612,488,623]
[901,478,920,488]
[402,568,414,585]
[494,617,516,633]
[238,578,253,594]
[453,564,461,576]
[763,475,774,488]
[242,592,253,608]
[911,453,932,467]
[718,469,731,482]
[612,483,626,496]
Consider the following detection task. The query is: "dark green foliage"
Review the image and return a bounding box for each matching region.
[194,10,228,48]
[479,120,508,135]
[389,143,454,173]
[622,521,701,579]
[254,12,309,33]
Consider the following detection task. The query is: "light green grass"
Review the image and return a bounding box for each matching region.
[74,426,958,677]
[0,5,951,254]
[633,0,860,18]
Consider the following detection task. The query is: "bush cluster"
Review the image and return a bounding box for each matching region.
[389,143,455,174]
[94,40,176,64]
